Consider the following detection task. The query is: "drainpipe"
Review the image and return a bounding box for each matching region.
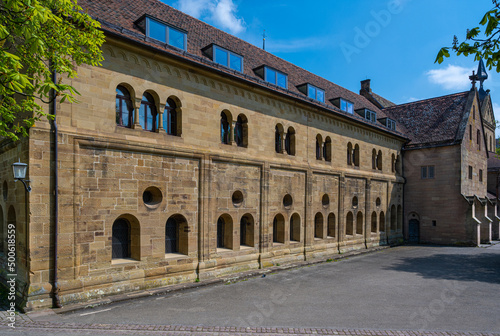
[50,68,61,308]
[401,150,407,242]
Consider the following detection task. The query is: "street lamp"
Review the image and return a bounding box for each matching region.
[12,160,31,192]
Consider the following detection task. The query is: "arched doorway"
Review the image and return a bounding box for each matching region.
[408,219,420,243]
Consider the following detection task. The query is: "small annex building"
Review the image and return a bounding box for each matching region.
[0,0,496,310]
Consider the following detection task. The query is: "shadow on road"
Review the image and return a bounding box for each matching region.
[386,251,500,284]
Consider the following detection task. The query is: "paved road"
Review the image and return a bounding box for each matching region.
[1,245,500,335]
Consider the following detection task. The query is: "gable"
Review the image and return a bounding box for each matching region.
[480,94,496,131]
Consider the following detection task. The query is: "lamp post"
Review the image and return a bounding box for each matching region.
[12,160,31,192]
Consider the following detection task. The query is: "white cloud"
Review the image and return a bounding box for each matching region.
[211,0,245,34]
[267,37,327,53]
[175,0,245,35]
[176,0,211,18]
[426,65,474,91]
[407,97,422,103]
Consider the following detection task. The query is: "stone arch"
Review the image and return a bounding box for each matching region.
[272,213,285,244]
[371,211,377,233]
[220,110,233,145]
[285,127,296,156]
[240,213,254,247]
[316,134,323,160]
[324,136,332,162]
[234,114,248,148]
[379,211,386,232]
[165,96,182,136]
[327,213,336,237]
[275,124,284,153]
[356,211,363,235]
[112,214,140,260]
[217,214,233,249]
[346,211,354,236]
[165,214,189,255]
[290,213,301,242]
[314,212,324,239]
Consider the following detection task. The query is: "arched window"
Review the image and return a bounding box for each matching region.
[356,211,363,235]
[391,154,396,173]
[217,214,233,249]
[164,98,179,136]
[347,142,353,165]
[116,85,134,127]
[112,218,131,259]
[316,134,323,160]
[390,205,396,231]
[354,144,360,167]
[397,205,403,231]
[314,212,324,239]
[377,150,382,170]
[275,124,284,153]
[139,92,157,131]
[272,214,285,244]
[372,149,377,169]
[379,211,385,232]
[220,111,231,144]
[324,137,332,162]
[327,213,335,237]
[371,211,377,233]
[285,127,296,156]
[165,217,179,253]
[290,213,300,242]
[346,212,354,236]
[477,130,481,150]
[240,214,254,247]
[234,114,248,147]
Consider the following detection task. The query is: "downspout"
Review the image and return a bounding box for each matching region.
[401,150,407,242]
[51,68,61,308]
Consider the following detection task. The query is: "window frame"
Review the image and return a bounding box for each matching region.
[386,119,396,131]
[421,165,435,179]
[340,99,354,114]
[145,17,187,50]
[116,86,134,128]
[263,66,288,89]
[306,84,325,103]
[213,45,243,72]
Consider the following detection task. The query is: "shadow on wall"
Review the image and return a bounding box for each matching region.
[385,252,500,284]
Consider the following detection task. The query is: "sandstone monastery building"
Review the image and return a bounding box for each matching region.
[0,0,497,310]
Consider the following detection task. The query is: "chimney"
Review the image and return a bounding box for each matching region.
[360,79,371,94]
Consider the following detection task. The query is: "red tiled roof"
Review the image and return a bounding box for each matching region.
[78,0,406,138]
[383,91,471,147]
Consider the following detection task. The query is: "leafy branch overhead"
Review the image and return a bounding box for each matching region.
[436,0,500,72]
[0,0,105,140]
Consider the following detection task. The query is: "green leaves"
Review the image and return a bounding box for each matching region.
[436,3,500,73]
[0,0,104,140]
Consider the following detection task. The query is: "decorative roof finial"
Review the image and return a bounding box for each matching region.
[469,70,477,89]
[476,58,488,90]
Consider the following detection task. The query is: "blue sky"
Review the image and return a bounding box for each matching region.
[161,0,499,135]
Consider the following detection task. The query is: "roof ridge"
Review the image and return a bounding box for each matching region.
[385,90,470,109]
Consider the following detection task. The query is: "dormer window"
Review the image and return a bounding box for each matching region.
[341,99,354,114]
[355,108,376,122]
[330,98,354,114]
[202,44,243,72]
[378,117,397,131]
[145,17,186,50]
[298,84,325,103]
[254,66,287,89]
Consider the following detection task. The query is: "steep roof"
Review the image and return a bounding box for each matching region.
[78,0,405,138]
[383,91,471,148]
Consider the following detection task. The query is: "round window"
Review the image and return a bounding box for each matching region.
[283,194,293,209]
[232,190,244,207]
[142,186,162,209]
[322,194,330,207]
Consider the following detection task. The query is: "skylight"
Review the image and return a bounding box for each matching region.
[146,17,186,50]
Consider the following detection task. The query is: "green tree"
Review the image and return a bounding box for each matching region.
[0,0,104,140]
[435,0,500,71]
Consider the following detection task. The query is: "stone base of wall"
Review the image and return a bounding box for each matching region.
[22,241,392,311]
